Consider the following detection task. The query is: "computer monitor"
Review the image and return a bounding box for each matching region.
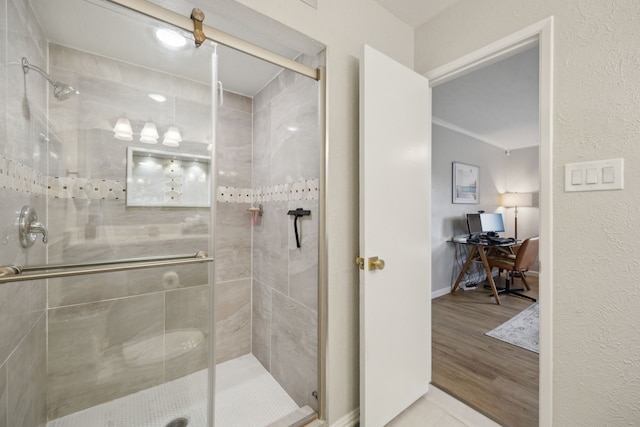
[480,213,505,233]
[466,213,482,236]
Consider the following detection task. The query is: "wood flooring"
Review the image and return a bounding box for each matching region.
[431,274,539,427]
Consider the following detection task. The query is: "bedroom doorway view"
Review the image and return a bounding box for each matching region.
[429,42,541,427]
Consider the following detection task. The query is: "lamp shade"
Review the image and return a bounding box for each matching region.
[162,126,182,147]
[113,117,133,141]
[500,192,533,208]
[140,122,159,144]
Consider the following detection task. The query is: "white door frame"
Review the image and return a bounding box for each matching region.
[425,17,554,426]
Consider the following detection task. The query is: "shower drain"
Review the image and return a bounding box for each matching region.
[165,417,189,427]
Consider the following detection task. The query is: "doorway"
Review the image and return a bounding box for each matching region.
[425,18,554,427]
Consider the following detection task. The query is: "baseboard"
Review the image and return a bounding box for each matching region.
[431,287,450,299]
[329,408,359,427]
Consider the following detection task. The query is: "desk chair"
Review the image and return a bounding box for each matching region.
[487,237,539,302]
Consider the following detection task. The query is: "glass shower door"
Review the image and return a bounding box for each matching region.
[2,0,325,425]
[1,0,216,425]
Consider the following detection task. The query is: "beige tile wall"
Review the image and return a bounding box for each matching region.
[48,294,165,419]
[7,316,46,427]
[0,0,48,424]
[43,45,253,419]
[214,90,254,366]
[251,53,322,411]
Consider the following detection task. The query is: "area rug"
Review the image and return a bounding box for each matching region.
[485,302,539,353]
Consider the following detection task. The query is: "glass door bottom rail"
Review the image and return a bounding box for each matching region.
[47,353,299,427]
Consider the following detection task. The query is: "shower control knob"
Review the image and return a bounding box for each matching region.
[18,206,49,248]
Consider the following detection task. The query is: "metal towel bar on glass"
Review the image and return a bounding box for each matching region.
[0,251,213,284]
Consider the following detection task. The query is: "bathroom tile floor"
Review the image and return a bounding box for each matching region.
[47,353,300,427]
[386,386,500,427]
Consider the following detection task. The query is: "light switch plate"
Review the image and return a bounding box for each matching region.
[564,158,624,192]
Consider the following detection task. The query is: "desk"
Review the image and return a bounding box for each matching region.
[451,238,515,305]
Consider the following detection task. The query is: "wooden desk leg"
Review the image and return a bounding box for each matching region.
[477,247,501,305]
[452,245,478,293]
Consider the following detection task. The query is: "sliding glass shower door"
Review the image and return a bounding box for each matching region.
[2,0,325,425]
[2,0,216,425]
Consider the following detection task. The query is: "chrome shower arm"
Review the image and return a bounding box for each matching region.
[21,57,79,101]
[22,57,57,86]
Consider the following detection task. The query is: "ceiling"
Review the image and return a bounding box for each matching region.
[433,46,540,151]
[373,0,539,151]
[374,0,461,28]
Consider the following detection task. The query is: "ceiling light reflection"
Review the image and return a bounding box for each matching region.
[155,29,187,48]
[148,93,167,103]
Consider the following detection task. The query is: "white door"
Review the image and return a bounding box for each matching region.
[359,45,432,426]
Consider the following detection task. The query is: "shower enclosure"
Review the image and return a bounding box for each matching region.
[0,0,325,425]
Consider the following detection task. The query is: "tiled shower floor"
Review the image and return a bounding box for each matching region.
[47,354,300,427]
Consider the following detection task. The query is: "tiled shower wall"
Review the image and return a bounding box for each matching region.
[251,53,322,411]
[0,0,48,425]
[44,44,213,419]
[0,34,254,420]
[213,89,253,364]
[42,43,255,421]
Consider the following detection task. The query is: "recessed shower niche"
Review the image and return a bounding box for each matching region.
[126,148,211,207]
[0,0,325,426]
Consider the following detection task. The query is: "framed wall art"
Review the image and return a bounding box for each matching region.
[452,162,479,204]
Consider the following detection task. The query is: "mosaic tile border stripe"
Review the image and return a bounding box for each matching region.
[217,179,319,204]
[49,177,126,200]
[253,179,320,204]
[0,156,47,196]
[1,156,319,203]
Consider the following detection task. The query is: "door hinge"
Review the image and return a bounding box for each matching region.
[356,257,364,270]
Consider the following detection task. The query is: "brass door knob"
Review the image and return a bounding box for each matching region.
[368,256,385,270]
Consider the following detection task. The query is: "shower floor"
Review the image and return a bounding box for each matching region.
[47,353,300,427]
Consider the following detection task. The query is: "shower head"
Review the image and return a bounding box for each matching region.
[52,82,79,101]
[22,57,79,101]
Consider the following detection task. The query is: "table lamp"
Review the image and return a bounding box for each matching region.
[500,192,532,240]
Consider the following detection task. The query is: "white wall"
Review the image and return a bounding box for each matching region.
[417,1,640,425]
[227,0,414,423]
[431,124,506,293]
[503,145,539,242]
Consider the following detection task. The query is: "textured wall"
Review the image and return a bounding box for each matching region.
[416,1,640,425]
